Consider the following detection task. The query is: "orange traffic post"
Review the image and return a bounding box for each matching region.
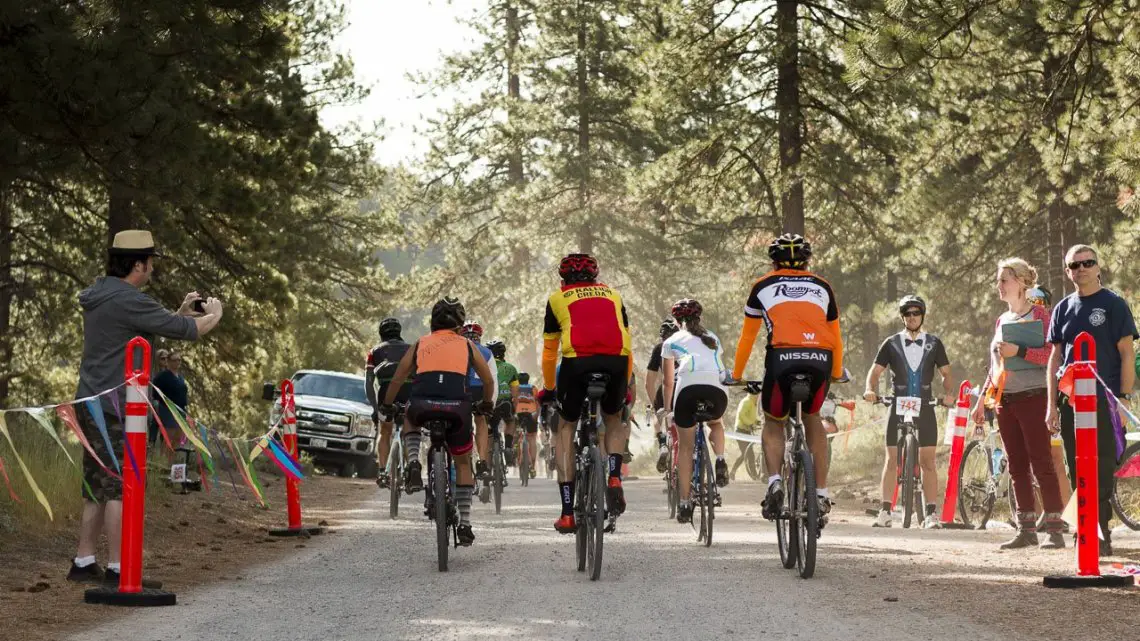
[269,379,324,537]
[1044,332,1132,588]
[939,381,972,528]
[86,337,177,606]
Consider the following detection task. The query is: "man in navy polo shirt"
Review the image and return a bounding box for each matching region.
[1046,244,1138,555]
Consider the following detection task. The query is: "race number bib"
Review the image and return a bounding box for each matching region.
[169,464,187,483]
[895,396,922,420]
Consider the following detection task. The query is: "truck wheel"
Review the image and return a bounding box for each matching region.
[357,457,379,479]
[337,462,356,478]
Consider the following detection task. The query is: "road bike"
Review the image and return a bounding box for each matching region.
[540,402,557,479]
[423,418,459,572]
[665,418,679,520]
[571,372,609,581]
[384,403,408,519]
[481,400,511,514]
[517,411,532,487]
[879,396,939,529]
[688,400,720,546]
[956,418,1018,530]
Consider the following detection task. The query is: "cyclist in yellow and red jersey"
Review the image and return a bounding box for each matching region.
[726,233,846,527]
[537,253,634,533]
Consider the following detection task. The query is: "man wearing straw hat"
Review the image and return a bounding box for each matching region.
[67,230,223,586]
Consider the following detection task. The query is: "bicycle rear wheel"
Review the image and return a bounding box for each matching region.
[777,457,798,569]
[587,444,605,581]
[575,460,587,572]
[388,444,402,519]
[520,436,530,487]
[667,449,677,518]
[957,440,995,529]
[702,441,715,547]
[795,448,818,579]
[1112,442,1140,530]
[433,449,449,572]
[493,439,504,515]
[744,444,761,481]
[901,434,919,529]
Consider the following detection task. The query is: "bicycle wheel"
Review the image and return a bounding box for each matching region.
[587,444,605,581]
[575,459,587,573]
[702,441,715,547]
[388,443,402,519]
[957,440,996,529]
[493,439,504,515]
[777,456,798,570]
[667,448,677,518]
[696,447,707,540]
[433,449,449,572]
[744,444,761,481]
[901,434,919,529]
[795,448,818,579]
[1112,442,1140,530]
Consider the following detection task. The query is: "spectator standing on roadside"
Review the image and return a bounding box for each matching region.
[67,231,223,587]
[148,349,171,445]
[1046,244,1137,556]
[153,349,189,446]
[972,258,1065,549]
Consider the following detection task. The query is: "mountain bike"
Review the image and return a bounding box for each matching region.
[518,411,531,487]
[481,401,511,514]
[572,372,609,581]
[879,396,939,529]
[384,403,408,519]
[689,401,720,546]
[1111,439,1140,530]
[540,402,557,479]
[956,419,1016,530]
[424,419,459,572]
[665,420,679,519]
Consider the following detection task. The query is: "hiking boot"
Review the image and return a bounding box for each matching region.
[715,459,729,488]
[1100,535,1113,557]
[1000,530,1039,550]
[677,501,694,524]
[456,524,475,547]
[1040,532,1066,549]
[554,514,576,534]
[762,479,784,520]
[66,562,104,585]
[607,477,626,516]
[404,461,423,493]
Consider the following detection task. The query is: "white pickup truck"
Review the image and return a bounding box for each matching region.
[262,369,378,478]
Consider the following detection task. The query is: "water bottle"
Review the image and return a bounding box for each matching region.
[992,447,1005,474]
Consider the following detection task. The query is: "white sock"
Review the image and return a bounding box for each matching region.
[716,455,725,462]
[74,555,96,568]
[767,474,782,487]
[107,562,121,572]
[817,487,829,499]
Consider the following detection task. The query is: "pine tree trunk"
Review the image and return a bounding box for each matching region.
[576,1,591,252]
[506,1,524,185]
[0,186,12,408]
[107,181,134,247]
[776,0,804,235]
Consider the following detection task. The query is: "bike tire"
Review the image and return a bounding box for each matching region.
[433,449,449,572]
[493,439,504,515]
[778,456,798,570]
[901,434,919,529]
[957,440,995,529]
[696,446,707,541]
[667,447,677,518]
[744,444,761,481]
[588,444,605,581]
[388,443,402,519]
[575,455,587,573]
[1112,442,1140,531]
[702,441,715,547]
[520,436,530,487]
[795,448,818,579]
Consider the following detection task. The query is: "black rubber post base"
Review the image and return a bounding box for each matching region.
[939,522,973,530]
[85,586,177,606]
[267,525,325,537]
[1043,574,1135,589]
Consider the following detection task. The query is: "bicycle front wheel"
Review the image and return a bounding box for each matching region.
[493,440,504,515]
[795,448,818,579]
[667,450,678,519]
[744,443,761,481]
[701,443,715,547]
[519,436,530,486]
[433,449,449,572]
[957,440,995,529]
[1112,442,1140,530]
[388,444,402,519]
[901,434,919,529]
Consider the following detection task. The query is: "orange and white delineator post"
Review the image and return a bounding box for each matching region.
[269,379,324,537]
[85,337,177,606]
[1044,332,1132,588]
[939,381,972,526]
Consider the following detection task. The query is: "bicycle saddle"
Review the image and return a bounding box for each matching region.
[692,399,717,423]
[789,373,814,403]
[585,372,610,400]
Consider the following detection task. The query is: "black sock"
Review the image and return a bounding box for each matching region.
[505,434,514,451]
[608,453,622,478]
[926,503,937,516]
[559,481,574,515]
[881,501,891,513]
[657,433,667,446]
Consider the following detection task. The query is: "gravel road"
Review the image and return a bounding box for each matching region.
[68,477,1137,641]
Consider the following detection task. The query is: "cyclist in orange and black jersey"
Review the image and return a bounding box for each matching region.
[727,234,845,527]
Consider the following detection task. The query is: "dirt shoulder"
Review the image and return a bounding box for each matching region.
[0,474,374,641]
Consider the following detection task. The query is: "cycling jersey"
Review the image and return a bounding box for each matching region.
[409,331,478,400]
[732,268,844,380]
[516,383,538,414]
[542,281,633,390]
[467,341,497,390]
[494,359,520,400]
[366,338,411,408]
[661,329,726,395]
[734,394,760,433]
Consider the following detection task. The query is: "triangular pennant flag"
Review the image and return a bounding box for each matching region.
[1058,365,1076,402]
[0,413,52,519]
[160,395,210,458]
[24,408,75,465]
[143,395,174,451]
[83,400,121,473]
[0,454,22,503]
[266,438,304,480]
[59,405,120,480]
[1116,455,1140,479]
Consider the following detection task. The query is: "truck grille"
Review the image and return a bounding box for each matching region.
[296,408,352,434]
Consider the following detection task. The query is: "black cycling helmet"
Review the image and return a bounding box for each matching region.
[745,381,763,395]
[518,372,530,385]
[898,294,926,316]
[487,339,506,360]
[768,233,812,268]
[430,297,466,331]
[378,317,402,340]
[659,318,679,340]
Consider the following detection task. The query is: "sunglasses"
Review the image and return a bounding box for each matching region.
[902,310,923,318]
[1067,259,1097,270]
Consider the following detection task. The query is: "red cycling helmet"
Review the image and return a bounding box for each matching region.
[461,320,484,339]
[670,298,703,321]
[558,253,599,283]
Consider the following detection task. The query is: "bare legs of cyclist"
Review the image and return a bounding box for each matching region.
[604,411,629,517]
[375,419,395,488]
[675,420,696,522]
[803,412,833,523]
[553,410,626,533]
[760,413,831,525]
[526,428,538,475]
[876,446,897,526]
[654,410,669,472]
[402,418,424,493]
[450,452,476,545]
[474,413,490,480]
[502,415,517,467]
[918,446,940,527]
[708,418,729,488]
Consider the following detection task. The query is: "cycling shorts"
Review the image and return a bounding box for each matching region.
[406,397,473,456]
[555,355,629,423]
[518,412,538,434]
[673,385,728,429]
[491,400,515,425]
[761,347,832,419]
[886,404,938,447]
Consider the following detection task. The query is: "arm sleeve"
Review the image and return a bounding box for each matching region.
[541,338,559,391]
[826,283,843,379]
[732,316,764,379]
[128,293,198,340]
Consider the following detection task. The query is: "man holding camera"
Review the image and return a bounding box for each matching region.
[67,230,223,586]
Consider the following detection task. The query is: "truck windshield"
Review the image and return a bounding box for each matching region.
[293,374,368,405]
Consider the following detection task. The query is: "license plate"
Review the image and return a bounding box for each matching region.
[310,438,328,449]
